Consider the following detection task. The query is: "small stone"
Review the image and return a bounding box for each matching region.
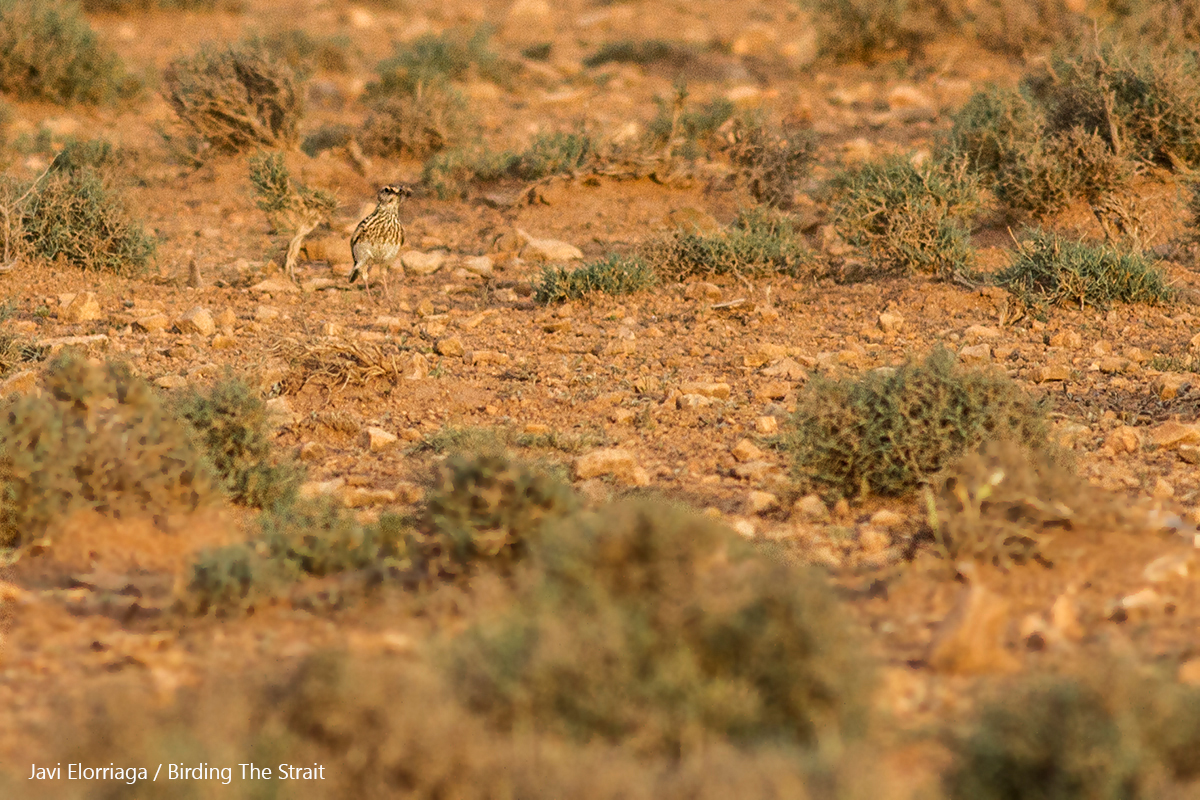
[211,334,236,350]
[761,358,807,380]
[1050,593,1083,641]
[401,250,446,276]
[1118,587,1165,614]
[1036,364,1072,383]
[62,291,101,323]
[1179,444,1200,464]
[665,208,721,235]
[1143,552,1192,582]
[176,307,215,336]
[0,369,37,396]
[435,337,464,357]
[250,278,300,294]
[134,312,170,332]
[255,305,280,322]
[155,375,187,389]
[746,490,779,515]
[265,397,297,427]
[517,229,583,261]
[794,494,830,522]
[524,423,550,435]
[1154,373,1191,401]
[680,382,730,399]
[1180,660,1200,686]
[1152,477,1175,499]
[887,84,933,110]
[1097,356,1132,374]
[574,448,650,486]
[460,255,494,277]
[1104,425,1142,454]
[299,442,327,462]
[964,324,1000,342]
[360,426,399,453]
[833,498,851,518]
[731,438,764,462]
[755,416,778,434]
[928,583,1021,675]
[731,518,758,539]
[732,21,777,56]
[215,308,237,331]
[878,312,903,334]
[1148,421,1200,449]
[341,487,397,508]
[677,393,712,409]
[466,350,510,366]
[959,343,991,363]
[404,353,429,380]
[1049,331,1083,349]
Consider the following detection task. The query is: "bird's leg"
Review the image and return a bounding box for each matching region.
[362,267,373,299]
[383,266,392,302]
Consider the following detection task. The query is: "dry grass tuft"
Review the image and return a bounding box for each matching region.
[270,339,407,393]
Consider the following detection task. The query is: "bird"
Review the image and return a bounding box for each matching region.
[349,184,411,298]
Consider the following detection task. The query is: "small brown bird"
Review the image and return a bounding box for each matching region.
[349,184,411,298]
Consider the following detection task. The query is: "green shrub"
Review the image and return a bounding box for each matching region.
[0,353,216,549]
[947,677,1141,800]
[649,207,814,280]
[187,542,291,615]
[535,254,656,303]
[163,43,302,156]
[829,156,980,279]
[421,133,595,199]
[359,82,474,159]
[788,347,1048,499]
[996,229,1173,309]
[645,88,734,160]
[419,452,577,580]
[365,26,512,99]
[926,438,1112,568]
[1030,45,1200,170]
[0,0,132,105]
[726,116,817,209]
[248,151,336,233]
[449,498,870,754]
[245,29,354,75]
[174,374,304,509]
[20,154,156,275]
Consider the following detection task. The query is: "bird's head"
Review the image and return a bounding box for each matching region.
[377,184,413,205]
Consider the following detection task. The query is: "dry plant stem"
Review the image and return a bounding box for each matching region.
[0,162,52,270]
[285,217,319,282]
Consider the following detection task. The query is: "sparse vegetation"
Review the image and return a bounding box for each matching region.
[0,353,215,549]
[163,43,302,157]
[996,229,1173,309]
[726,116,817,209]
[174,373,304,509]
[645,87,734,160]
[450,498,871,753]
[0,0,133,105]
[788,347,1048,498]
[421,132,596,199]
[926,438,1112,567]
[829,156,980,279]
[20,142,156,274]
[359,82,474,159]
[649,207,814,279]
[248,151,337,278]
[418,452,577,580]
[535,254,656,303]
[245,29,355,75]
[584,39,698,69]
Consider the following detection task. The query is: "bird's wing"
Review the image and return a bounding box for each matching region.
[350,215,370,252]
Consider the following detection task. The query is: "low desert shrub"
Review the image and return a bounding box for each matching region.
[535,254,656,303]
[788,347,1048,498]
[247,151,336,276]
[174,373,304,509]
[421,132,596,198]
[163,43,302,156]
[245,29,354,75]
[0,0,132,105]
[0,353,215,549]
[359,82,474,159]
[649,207,814,279]
[417,452,577,580]
[947,677,1141,800]
[449,498,871,754]
[645,88,735,160]
[925,438,1112,568]
[828,156,980,279]
[20,151,156,274]
[726,116,817,209]
[996,229,1173,309]
[366,26,511,98]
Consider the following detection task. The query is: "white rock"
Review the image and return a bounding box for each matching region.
[459,255,494,277]
[517,229,583,261]
[62,291,102,323]
[401,250,446,275]
[360,426,399,453]
[176,306,215,336]
[574,448,650,486]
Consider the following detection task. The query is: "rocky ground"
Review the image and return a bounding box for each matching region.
[2,0,1200,796]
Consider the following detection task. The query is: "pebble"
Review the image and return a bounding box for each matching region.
[177,306,215,336]
[360,426,399,453]
[401,250,446,276]
[62,292,102,323]
[574,448,650,486]
[731,438,764,462]
[793,494,830,522]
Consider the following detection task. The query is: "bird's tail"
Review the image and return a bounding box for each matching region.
[349,264,364,284]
